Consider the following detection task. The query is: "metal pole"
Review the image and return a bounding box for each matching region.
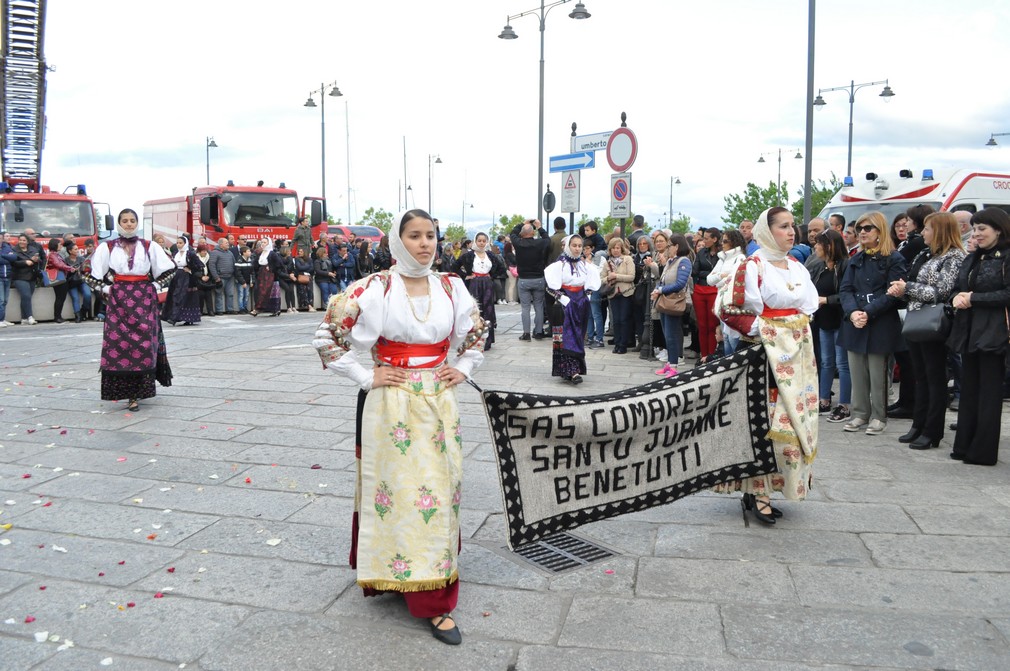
[205,137,210,185]
[669,177,673,228]
[428,155,433,215]
[537,0,546,223]
[403,136,408,211]
[569,121,576,234]
[777,148,782,205]
[320,83,327,220]
[846,80,855,179]
[802,0,815,226]
[346,100,351,225]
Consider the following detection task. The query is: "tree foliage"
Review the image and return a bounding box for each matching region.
[790,173,843,221]
[670,213,692,234]
[442,223,466,242]
[360,207,394,234]
[722,181,789,226]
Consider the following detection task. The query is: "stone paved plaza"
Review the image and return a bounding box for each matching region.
[1,307,1009,670]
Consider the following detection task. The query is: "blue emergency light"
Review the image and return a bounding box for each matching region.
[922,169,934,181]
[76,184,87,195]
[843,176,854,187]
[226,180,235,187]
[279,182,286,189]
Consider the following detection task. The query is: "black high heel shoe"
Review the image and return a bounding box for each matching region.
[742,493,777,524]
[898,427,921,444]
[908,435,940,450]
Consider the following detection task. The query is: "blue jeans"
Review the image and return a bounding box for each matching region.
[0,277,9,322]
[818,327,851,404]
[587,290,605,342]
[721,324,740,355]
[12,279,33,319]
[318,281,338,308]
[69,283,92,313]
[237,283,250,312]
[215,276,237,312]
[659,313,683,364]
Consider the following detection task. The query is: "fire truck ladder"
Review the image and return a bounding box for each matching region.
[0,0,47,192]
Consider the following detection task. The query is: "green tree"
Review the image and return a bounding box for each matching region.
[670,213,691,234]
[490,214,525,239]
[790,173,843,222]
[360,207,394,234]
[597,211,636,237]
[443,223,466,242]
[721,181,789,226]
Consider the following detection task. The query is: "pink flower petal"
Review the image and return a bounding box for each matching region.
[153,592,164,599]
[166,567,175,573]
[24,615,35,623]
[59,429,67,435]
[116,457,127,462]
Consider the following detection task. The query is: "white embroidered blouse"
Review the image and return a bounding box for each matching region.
[330,273,484,390]
[741,249,819,334]
[544,258,603,291]
[89,240,176,280]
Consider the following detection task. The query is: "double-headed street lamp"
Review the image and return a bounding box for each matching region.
[428,154,442,216]
[303,81,343,220]
[813,79,894,179]
[985,132,1010,147]
[498,0,591,223]
[205,136,217,185]
[758,149,802,206]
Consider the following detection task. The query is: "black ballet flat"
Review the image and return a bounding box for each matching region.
[429,614,462,646]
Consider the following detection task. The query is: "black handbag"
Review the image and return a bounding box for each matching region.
[902,303,952,342]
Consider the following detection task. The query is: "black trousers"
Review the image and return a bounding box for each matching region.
[952,350,1005,465]
[52,282,69,320]
[908,339,948,442]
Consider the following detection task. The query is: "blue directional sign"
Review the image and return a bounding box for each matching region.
[549,151,595,173]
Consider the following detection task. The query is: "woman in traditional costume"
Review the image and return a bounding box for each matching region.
[250,238,283,317]
[544,234,601,384]
[452,232,504,350]
[88,209,177,412]
[313,209,485,646]
[713,207,819,524]
[161,234,201,325]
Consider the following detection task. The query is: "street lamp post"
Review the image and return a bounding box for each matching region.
[462,202,474,226]
[428,154,442,216]
[985,132,1010,147]
[498,0,591,223]
[205,136,217,185]
[757,149,802,206]
[303,81,343,220]
[668,176,680,227]
[813,78,894,178]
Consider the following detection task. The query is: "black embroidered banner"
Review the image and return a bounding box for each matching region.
[481,345,776,549]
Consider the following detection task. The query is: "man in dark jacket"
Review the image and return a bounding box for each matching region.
[509,219,551,340]
[209,238,238,314]
[549,216,568,262]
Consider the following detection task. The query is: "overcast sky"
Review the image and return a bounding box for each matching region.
[36,0,1010,231]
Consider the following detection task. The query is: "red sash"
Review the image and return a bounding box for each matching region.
[561,284,583,292]
[761,307,800,318]
[114,274,149,282]
[375,337,450,368]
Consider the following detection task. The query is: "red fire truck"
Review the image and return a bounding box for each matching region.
[142,182,325,247]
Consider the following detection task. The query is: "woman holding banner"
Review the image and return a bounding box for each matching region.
[312,209,486,646]
[713,207,819,525]
[545,234,602,384]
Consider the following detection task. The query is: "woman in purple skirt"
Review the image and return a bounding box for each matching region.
[161,234,202,325]
[544,234,601,383]
[88,209,177,412]
[452,232,505,350]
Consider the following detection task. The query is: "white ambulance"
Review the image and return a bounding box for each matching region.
[818,168,1010,224]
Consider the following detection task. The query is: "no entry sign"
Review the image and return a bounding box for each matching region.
[606,127,638,173]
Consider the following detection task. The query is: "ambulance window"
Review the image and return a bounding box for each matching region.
[950,204,976,213]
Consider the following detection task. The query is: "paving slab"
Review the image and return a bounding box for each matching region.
[514,646,876,671]
[548,553,638,595]
[819,479,990,506]
[232,463,355,495]
[557,595,725,656]
[32,472,158,503]
[791,564,1010,615]
[0,580,249,663]
[118,435,246,461]
[228,426,347,447]
[0,440,50,462]
[11,499,218,546]
[637,556,796,604]
[655,525,874,566]
[0,463,64,491]
[723,604,1010,669]
[456,542,549,591]
[0,568,31,596]
[0,530,184,586]
[902,503,1010,536]
[133,552,354,612]
[282,494,355,527]
[10,446,151,476]
[6,426,150,451]
[863,533,1010,572]
[202,609,517,671]
[576,518,658,556]
[116,418,254,441]
[0,635,55,670]
[127,455,252,486]
[127,481,311,521]
[227,443,357,469]
[30,648,183,671]
[177,517,348,566]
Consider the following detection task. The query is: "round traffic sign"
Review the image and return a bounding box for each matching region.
[613,178,629,201]
[606,127,638,172]
[542,188,556,214]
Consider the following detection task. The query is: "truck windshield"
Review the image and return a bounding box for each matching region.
[0,199,95,237]
[221,193,298,227]
[817,201,942,225]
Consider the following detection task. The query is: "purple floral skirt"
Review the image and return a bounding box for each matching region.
[551,288,589,378]
[101,280,172,400]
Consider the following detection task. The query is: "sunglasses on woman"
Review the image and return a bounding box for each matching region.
[856,225,876,233]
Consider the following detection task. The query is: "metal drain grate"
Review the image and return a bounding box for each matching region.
[509,532,615,574]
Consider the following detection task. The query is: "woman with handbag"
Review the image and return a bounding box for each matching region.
[503,240,519,304]
[545,234,601,383]
[712,207,819,525]
[604,237,636,353]
[194,243,217,317]
[630,235,655,352]
[946,207,1010,465]
[11,233,40,325]
[452,232,505,350]
[161,235,202,326]
[45,238,73,323]
[293,246,316,311]
[650,234,693,376]
[66,244,92,322]
[838,212,907,436]
[887,212,965,449]
[250,238,283,317]
[810,230,851,422]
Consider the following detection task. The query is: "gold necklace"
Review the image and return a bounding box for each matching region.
[406,278,433,323]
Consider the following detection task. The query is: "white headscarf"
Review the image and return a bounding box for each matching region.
[753,208,789,261]
[173,235,190,266]
[560,234,582,260]
[389,210,435,278]
[258,238,273,265]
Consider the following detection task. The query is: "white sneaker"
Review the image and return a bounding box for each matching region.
[0,321,6,328]
[27,316,37,325]
[843,418,868,432]
[2,320,13,326]
[864,419,886,436]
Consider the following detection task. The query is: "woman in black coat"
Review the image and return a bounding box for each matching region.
[838,211,907,436]
[947,207,1010,465]
[452,232,505,349]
